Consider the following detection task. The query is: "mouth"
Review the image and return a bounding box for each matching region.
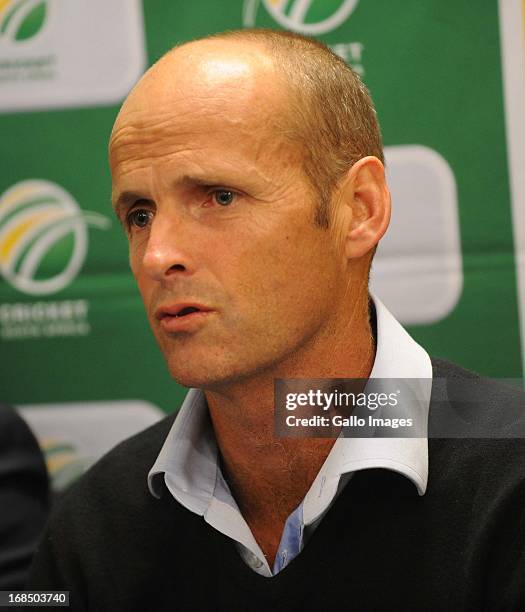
[155,303,213,332]
[171,306,201,318]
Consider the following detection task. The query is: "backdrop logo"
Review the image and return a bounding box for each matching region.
[0,0,48,42]
[0,180,110,296]
[0,0,145,113]
[243,0,359,34]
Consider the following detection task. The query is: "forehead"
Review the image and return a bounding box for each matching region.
[109,41,294,178]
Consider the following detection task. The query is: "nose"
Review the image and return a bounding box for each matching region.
[139,211,191,282]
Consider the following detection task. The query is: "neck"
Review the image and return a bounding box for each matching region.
[205,291,375,565]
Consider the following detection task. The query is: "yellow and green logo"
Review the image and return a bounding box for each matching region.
[243,0,359,35]
[0,0,48,42]
[0,180,110,296]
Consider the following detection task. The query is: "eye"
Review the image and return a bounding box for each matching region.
[127,208,153,229]
[213,189,235,207]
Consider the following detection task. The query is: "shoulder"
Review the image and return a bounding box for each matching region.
[424,364,525,609]
[36,413,183,569]
[87,410,177,475]
[429,357,525,438]
[431,355,520,390]
[67,411,176,502]
[427,358,525,506]
[45,412,178,536]
[430,356,523,397]
[28,412,191,596]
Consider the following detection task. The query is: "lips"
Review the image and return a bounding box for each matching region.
[155,303,211,319]
[154,302,213,332]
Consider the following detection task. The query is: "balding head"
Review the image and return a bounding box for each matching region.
[111,37,293,176]
[113,37,278,126]
[111,30,383,230]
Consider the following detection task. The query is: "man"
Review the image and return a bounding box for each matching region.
[28,30,525,610]
[0,403,49,590]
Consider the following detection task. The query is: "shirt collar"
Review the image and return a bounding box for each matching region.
[301,293,432,523]
[148,387,217,510]
[148,294,432,514]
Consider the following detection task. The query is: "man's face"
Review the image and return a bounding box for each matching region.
[109,42,348,389]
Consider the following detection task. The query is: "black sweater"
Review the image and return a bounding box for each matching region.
[28,360,525,611]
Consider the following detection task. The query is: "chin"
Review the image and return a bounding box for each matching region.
[165,357,243,390]
[165,351,278,391]
[159,333,297,390]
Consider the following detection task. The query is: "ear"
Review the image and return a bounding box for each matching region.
[336,156,391,260]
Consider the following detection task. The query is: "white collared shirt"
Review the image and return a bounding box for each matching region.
[148,294,432,577]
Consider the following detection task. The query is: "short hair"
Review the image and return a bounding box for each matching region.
[203,29,384,229]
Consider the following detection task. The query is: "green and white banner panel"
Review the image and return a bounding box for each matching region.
[1,0,524,489]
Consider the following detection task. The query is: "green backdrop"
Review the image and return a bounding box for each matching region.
[1,0,523,423]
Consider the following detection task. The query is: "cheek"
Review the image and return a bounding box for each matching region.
[227,228,334,310]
